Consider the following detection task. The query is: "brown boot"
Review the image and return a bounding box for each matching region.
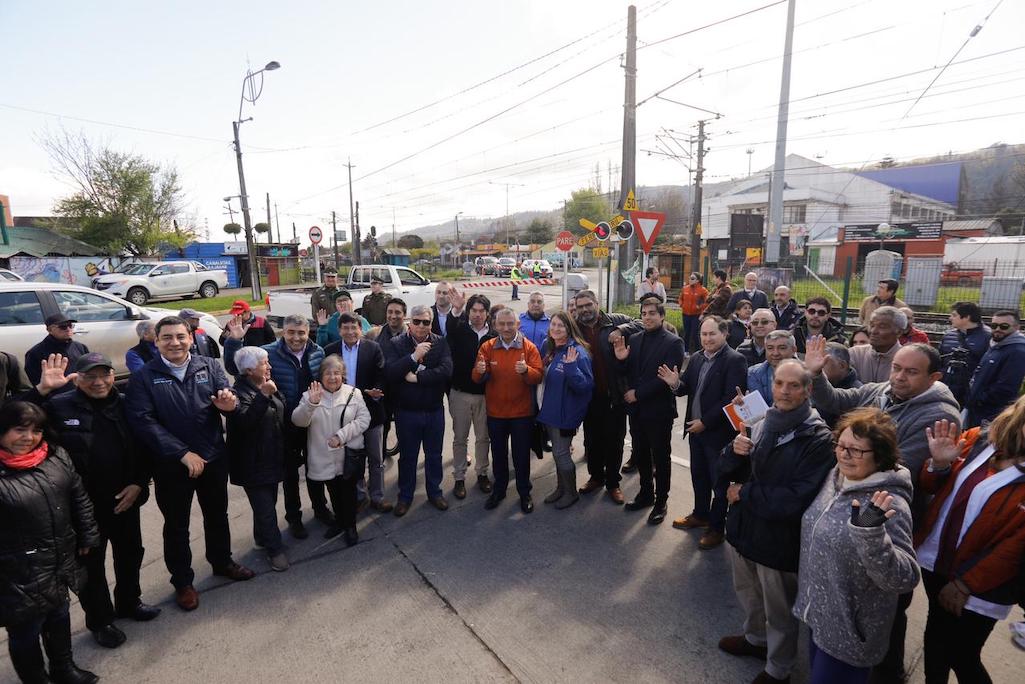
[579,478,604,494]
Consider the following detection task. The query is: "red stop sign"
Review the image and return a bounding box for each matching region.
[556,231,574,252]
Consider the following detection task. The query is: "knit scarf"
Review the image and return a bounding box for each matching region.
[751,400,813,464]
[0,441,48,470]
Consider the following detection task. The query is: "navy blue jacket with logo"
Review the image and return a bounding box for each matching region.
[126,355,234,463]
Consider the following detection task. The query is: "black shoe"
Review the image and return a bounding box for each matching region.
[520,495,534,514]
[289,520,309,539]
[92,624,127,649]
[477,474,493,493]
[648,503,668,525]
[314,509,336,526]
[343,527,359,547]
[43,624,99,684]
[324,526,343,540]
[621,459,637,473]
[453,480,467,499]
[115,602,161,622]
[49,663,98,684]
[625,495,655,511]
[484,494,505,510]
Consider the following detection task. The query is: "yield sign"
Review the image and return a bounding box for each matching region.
[629,210,666,253]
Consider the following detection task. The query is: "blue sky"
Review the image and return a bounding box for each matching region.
[2,0,1023,246]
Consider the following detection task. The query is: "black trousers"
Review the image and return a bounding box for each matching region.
[582,392,627,490]
[322,475,358,530]
[922,569,997,684]
[284,425,328,523]
[79,498,145,630]
[629,415,672,503]
[243,484,285,556]
[152,455,232,590]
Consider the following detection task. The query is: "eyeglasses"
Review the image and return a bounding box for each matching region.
[835,443,873,460]
[805,308,828,317]
[992,323,1016,331]
[56,322,75,330]
[410,319,431,327]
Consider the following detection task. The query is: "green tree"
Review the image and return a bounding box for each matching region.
[523,218,553,245]
[42,128,186,256]
[223,222,242,236]
[563,187,611,236]
[397,233,424,249]
[163,218,199,257]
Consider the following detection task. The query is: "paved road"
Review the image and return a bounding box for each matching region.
[4,274,1022,682]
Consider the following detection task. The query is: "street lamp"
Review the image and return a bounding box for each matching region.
[232,60,280,301]
[454,212,463,265]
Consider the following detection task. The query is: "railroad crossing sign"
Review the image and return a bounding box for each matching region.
[308,225,323,245]
[556,231,574,251]
[629,210,666,253]
[592,246,610,258]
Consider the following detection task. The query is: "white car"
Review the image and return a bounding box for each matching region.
[0,268,24,281]
[93,260,228,306]
[520,259,554,278]
[0,282,224,383]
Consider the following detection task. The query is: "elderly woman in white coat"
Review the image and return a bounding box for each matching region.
[292,354,370,546]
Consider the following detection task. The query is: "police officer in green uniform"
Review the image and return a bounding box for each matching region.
[360,276,392,326]
[310,271,340,322]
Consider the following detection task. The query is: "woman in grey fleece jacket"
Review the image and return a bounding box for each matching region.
[793,408,920,683]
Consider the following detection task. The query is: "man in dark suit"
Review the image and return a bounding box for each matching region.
[614,299,685,525]
[660,315,748,550]
[725,272,769,314]
[429,281,465,337]
[324,313,392,512]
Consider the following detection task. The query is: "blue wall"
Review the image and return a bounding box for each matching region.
[163,243,241,288]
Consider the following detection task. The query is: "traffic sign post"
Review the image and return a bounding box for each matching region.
[629,210,666,284]
[309,226,323,283]
[556,231,573,309]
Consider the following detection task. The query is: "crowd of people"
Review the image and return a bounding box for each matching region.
[1,269,1024,683]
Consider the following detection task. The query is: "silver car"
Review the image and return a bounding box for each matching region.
[0,282,224,383]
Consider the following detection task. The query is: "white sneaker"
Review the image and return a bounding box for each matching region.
[269,552,290,572]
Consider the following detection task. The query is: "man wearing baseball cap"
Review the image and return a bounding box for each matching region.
[360,276,392,326]
[218,300,276,348]
[30,352,160,647]
[24,313,90,394]
[179,309,220,359]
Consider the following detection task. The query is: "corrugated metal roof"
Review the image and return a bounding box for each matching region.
[941,219,999,232]
[0,226,105,258]
[382,248,411,256]
[857,162,962,205]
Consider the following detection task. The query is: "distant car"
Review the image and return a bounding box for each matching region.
[521,259,554,278]
[495,258,516,277]
[475,256,499,276]
[92,260,228,306]
[0,282,224,383]
[0,268,24,282]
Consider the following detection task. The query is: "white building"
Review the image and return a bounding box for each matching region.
[704,154,957,247]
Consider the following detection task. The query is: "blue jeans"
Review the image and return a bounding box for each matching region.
[396,408,445,503]
[488,415,534,497]
[6,600,70,659]
[244,484,285,556]
[688,432,729,532]
[682,314,701,353]
[809,634,870,684]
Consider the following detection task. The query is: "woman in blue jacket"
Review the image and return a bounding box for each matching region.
[537,311,594,509]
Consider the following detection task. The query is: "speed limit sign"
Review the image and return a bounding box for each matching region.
[308,226,323,245]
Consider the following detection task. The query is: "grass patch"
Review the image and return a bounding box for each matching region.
[148,294,264,313]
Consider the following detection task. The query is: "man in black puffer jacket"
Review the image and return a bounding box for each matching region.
[30,353,159,650]
[573,289,642,504]
[716,360,835,684]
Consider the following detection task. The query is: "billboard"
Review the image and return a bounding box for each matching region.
[843,222,941,241]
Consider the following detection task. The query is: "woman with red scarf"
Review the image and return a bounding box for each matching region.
[917,396,1025,684]
[0,401,100,684]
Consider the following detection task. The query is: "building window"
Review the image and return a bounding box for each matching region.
[783,204,806,223]
[891,200,902,219]
[901,203,911,218]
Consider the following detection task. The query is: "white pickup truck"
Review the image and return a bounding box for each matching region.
[266,264,437,328]
[93,261,229,306]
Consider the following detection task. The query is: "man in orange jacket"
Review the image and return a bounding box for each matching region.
[473,307,543,513]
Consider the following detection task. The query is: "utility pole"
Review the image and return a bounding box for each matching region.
[332,211,339,270]
[691,120,707,277]
[274,202,281,243]
[617,4,638,306]
[291,221,297,242]
[232,120,262,300]
[355,201,361,264]
[392,208,396,247]
[345,159,358,266]
[265,192,272,243]
[766,0,797,264]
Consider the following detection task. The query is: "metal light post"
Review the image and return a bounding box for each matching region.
[454,212,463,266]
[232,60,280,300]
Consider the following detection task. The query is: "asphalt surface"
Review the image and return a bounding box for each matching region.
[2,274,1022,683]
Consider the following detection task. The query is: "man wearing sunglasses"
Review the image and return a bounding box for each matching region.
[737,309,777,367]
[963,310,1025,428]
[792,297,846,354]
[24,313,90,395]
[384,305,453,516]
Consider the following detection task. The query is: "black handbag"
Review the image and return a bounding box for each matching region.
[338,386,368,478]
